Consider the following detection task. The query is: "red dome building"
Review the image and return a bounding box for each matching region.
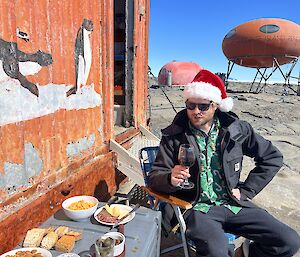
[158,61,202,86]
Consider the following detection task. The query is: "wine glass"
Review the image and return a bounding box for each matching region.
[178,144,196,189]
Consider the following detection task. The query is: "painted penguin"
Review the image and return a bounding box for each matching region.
[67,18,93,96]
[16,27,29,42]
[0,38,52,96]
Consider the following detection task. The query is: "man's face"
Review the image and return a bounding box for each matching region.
[186,97,217,129]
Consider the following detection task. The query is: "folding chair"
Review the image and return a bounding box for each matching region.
[139,146,236,257]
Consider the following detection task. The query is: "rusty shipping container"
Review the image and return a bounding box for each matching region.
[0,0,150,252]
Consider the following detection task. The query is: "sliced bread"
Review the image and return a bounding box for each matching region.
[55,235,76,252]
[65,231,82,241]
[41,231,58,250]
[55,226,69,237]
[23,228,46,247]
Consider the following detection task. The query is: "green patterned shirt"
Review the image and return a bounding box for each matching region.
[189,118,242,214]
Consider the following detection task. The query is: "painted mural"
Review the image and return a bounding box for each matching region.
[67,18,93,96]
[0,38,52,96]
[0,0,104,200]
[0,18,100,126]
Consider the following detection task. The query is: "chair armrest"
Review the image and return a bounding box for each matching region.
[141,186,193,210]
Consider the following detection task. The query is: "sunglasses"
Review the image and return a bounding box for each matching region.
[185,101,212,111]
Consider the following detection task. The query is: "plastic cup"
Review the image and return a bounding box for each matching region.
[95,236,115,257]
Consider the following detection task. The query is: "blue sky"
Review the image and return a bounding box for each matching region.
[149,1,300,82]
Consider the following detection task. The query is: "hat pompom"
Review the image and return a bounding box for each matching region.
[218,97,234,112]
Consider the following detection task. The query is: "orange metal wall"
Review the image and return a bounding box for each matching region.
[0,1,103,87]
[0,0,102,86]
[101,0,114,139]
[0,0,109,205]
[134,0,150,127]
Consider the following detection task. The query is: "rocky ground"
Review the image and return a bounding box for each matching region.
[148,79,300,256]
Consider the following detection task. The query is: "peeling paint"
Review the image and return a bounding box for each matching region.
[1,143,43,194]
[0,173,4,189]
[3,163,25,194]
[98,126,104,140]
[24,143,43,179]
[66,134,95,158]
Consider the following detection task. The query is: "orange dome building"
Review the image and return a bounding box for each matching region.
[222,18,300,68]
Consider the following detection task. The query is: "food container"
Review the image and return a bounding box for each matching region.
[57,254,80,257]
[102,232,125,256]
[62,195,98,221]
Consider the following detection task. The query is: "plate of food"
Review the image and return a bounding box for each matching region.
[94,204,135,226]
[0,248,52,257]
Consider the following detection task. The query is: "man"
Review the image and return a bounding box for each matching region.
[148,69,300,257]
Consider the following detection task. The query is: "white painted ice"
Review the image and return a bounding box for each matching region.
[0,80,101,126]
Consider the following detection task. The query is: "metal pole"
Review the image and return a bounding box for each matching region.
[160,86,178,114]
[255,68,267,93]
[226,60,235,89]
[250,69,259,92]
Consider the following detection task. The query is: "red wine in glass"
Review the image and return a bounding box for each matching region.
[178,144,195,189]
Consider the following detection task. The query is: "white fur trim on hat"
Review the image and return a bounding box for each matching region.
[183,82,222,103]
[183,82,234,112]
[219,97,234,112]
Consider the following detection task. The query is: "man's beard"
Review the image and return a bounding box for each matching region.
[191,115,211,128]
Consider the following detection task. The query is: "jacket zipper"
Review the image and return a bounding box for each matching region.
[220,129,227,158]
[221,130,241,203]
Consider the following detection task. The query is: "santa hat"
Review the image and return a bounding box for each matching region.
[183,69,233,112]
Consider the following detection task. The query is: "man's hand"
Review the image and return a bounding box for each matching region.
[171,165,191,187]
[232,188,241,200]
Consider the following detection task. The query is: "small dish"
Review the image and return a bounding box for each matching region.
[0,248,52,257]
[93,204,135,226]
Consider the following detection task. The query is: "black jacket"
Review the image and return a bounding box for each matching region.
[148,109,283,207]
